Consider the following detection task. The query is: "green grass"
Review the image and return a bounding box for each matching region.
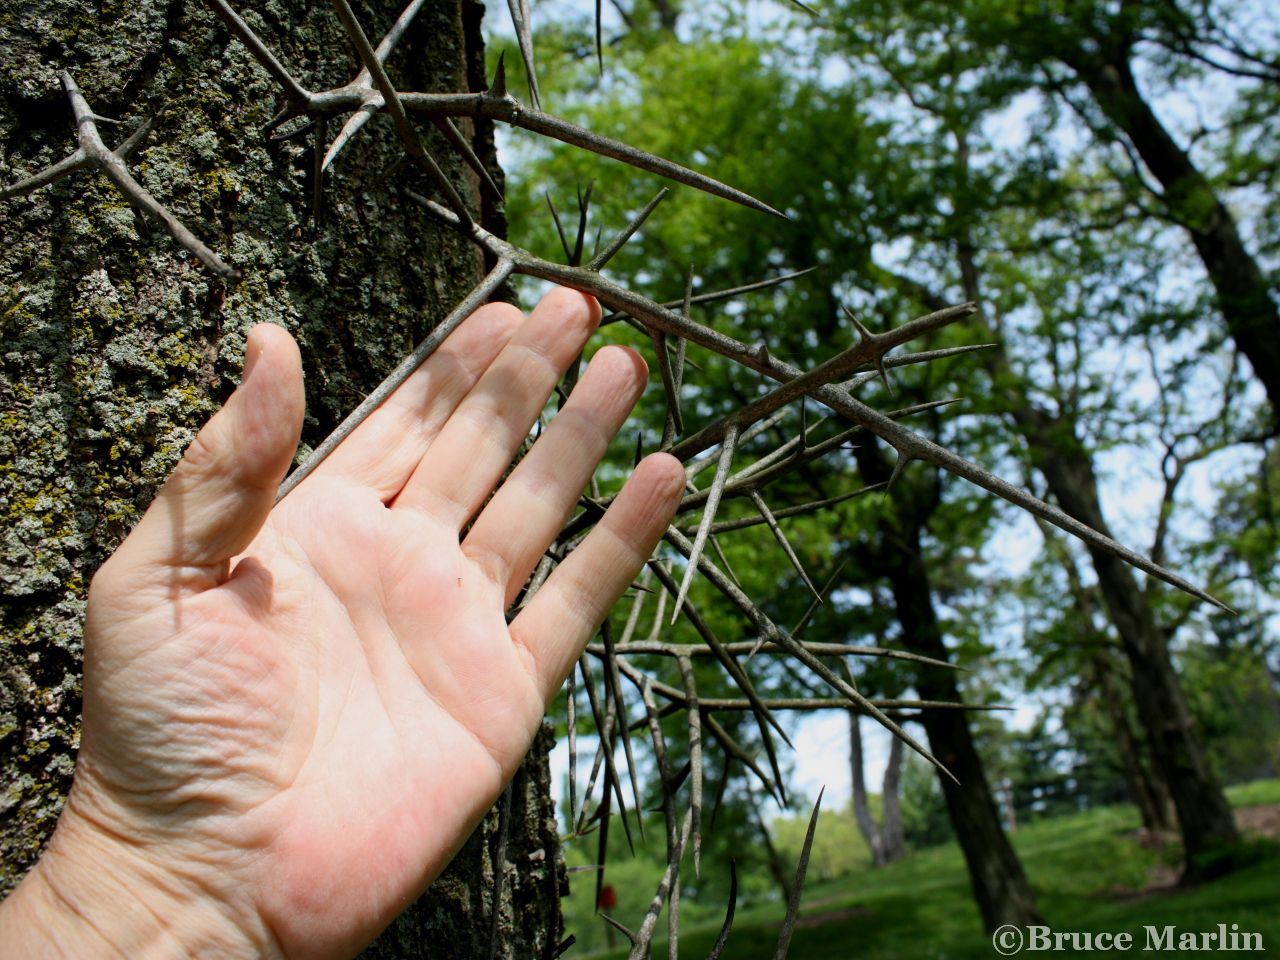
[572,779,1280,958]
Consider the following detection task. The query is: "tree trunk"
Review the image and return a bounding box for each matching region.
[1015,422,1240,878]
[1036,511,1176,836]
[1095,653,1174,835]
[884,533,1041,930]
[880,732,907,864]
[1065,46,1280,421]
[950,216,1237,879]
[0,2,563,955]
[852,445,1042,931]
[849,712,888,865]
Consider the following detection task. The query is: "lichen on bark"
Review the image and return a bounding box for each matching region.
[0,1,561,955]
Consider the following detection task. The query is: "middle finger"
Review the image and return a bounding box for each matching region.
[392,287,601,524]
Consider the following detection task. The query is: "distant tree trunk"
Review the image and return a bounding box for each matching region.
[880,732,907,863]
[1039,518,1176,836]
[953,219,1238,880]
[1062,43,1280,422]
[0,2,563,955]
[1095,653,1174,835]
[852,443,1042,932]
[849,713,906,866]
[1014,413,1240,878]
[884,533,1041,930]
[849,713,888,865]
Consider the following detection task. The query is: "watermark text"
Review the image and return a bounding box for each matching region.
[991,923,1264,955]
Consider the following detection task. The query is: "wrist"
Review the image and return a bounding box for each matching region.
[0,800,277,959]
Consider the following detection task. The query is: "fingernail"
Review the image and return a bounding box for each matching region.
[241,329,263,385]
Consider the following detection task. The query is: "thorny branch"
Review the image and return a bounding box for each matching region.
[1,73,238,278]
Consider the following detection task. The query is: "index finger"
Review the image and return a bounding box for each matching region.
[310,300,523,500]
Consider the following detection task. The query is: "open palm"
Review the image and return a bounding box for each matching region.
[58,288,682,959]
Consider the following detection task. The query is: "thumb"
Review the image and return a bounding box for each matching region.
[112,324,304,582]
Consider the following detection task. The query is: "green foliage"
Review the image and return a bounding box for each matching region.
[584,783,1280,959]
[899,751,954,848]
[772,800,874,881]
[1181,641,1280,784]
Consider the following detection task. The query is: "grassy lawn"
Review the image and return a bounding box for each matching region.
[572,780,1280,958]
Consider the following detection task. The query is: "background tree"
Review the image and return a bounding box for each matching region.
[507,0,1276,905]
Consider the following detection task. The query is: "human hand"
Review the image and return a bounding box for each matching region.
[0,288,683,959]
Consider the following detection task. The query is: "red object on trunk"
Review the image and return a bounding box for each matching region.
[598,884,618,911]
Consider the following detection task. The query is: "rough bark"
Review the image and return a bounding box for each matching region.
[851,444,1042,931]
[0,1,563,954]
[1064,44,1280,421]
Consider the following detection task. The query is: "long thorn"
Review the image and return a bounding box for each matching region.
[546,191,572,262]
[750,490,820,599]
[646,561,792,749]
[791,558,849,640]
[588,187,669,271]
[665,523,952,781]
[0,148,89,199]
[677,655,703,878]
[331,0,470,222]
[601,620,646,843]
[707,859,738,960]
[654,330,684,447]
[505,0,542,108]
[62,73,237,278]
[567,669,579,831]
[629,810,692,960]
[202,0,312,103]
[600,268,816,326]
[684,484,886,536]
[672,425,738,621]
[408,195,1231,612]
[322,100,379,171]
[485,783,513,960]
[774,790,823,960]
[433,115,502,200]
[572,180,594,267]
